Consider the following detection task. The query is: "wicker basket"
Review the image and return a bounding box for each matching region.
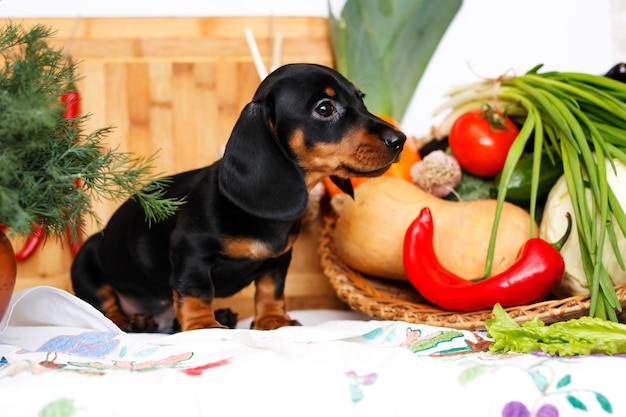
[319,213,626,330]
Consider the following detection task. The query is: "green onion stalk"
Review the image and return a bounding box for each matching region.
[433,65,626,321]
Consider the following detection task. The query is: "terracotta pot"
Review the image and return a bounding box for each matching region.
[0,228,16,323]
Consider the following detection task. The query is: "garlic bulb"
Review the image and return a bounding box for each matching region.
[410,150,462,197]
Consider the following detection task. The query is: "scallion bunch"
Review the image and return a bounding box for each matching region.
[434,64,626,320]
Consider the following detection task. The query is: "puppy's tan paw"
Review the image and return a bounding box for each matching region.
[182,319,228,331]
[251,314,301,330]
[112,314,158,333]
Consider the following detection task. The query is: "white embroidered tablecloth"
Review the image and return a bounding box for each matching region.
[0,287,621,416]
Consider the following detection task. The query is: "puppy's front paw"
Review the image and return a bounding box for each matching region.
[182,320,229,331]
[215,308,239,329]
[251,314,301,330]
[125,314,158,333]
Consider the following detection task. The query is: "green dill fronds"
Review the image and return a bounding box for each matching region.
[0,22,184,239]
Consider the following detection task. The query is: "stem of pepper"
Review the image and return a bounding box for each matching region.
[552,213,572,252]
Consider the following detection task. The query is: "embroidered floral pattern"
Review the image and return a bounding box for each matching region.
[35,331,119,358]
[38,398,79,417]
[0,318,622,416]
[460,360,614,416]
[346,371,377,403]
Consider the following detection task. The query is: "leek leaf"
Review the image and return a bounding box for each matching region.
[329,0,462,121]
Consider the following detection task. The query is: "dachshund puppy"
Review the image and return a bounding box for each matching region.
[71,63,406,333]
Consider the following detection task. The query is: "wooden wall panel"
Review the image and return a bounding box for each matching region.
[10,17,346,318]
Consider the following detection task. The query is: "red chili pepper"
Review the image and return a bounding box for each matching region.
[62,81,84,256]
[66,218,83,256]
[402,207,566,311]
[15,223,46,262]
[61,82,80,119]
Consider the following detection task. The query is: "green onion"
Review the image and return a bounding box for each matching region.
[434,65,626,320]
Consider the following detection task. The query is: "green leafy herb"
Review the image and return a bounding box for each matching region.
[0,23,184,239]
[486,303,626,356]
[434,65,626,320]
[329,0,462,121]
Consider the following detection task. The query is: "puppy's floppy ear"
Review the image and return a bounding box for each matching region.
[218,102,308,221]
[329,176,354,199]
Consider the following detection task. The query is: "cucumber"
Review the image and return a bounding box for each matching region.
[491,152,564,206]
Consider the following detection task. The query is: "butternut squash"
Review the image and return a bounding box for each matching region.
[331,177,535,281]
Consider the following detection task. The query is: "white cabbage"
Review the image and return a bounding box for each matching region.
[539,159,626,297]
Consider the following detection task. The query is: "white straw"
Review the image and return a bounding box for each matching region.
[270,32,283,72]
[245,28,268,80]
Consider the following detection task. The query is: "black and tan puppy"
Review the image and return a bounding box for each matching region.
[71,63,406,333]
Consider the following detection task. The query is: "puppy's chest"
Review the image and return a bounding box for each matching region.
[220,228,299,260]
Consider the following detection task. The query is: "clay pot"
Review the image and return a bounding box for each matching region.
[0,228,16,323]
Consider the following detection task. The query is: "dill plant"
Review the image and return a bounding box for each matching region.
[0,23,183,240]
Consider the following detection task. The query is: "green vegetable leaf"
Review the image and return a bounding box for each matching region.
[486,304,626,356]
[446,170,492,202]
[329,0,462,121]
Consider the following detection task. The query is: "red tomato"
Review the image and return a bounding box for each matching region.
[448,110,519,177]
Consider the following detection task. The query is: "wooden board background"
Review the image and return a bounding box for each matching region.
[9,16,347,317]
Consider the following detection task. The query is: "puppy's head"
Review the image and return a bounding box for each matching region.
[219,64,405,220]
[255,64,406,195]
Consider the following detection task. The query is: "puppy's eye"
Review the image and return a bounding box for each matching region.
[315,100,336,118]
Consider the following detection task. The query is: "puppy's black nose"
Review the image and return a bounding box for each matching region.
[383,131,406,151]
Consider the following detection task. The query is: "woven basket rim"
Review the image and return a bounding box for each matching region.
[318,212,626,331]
